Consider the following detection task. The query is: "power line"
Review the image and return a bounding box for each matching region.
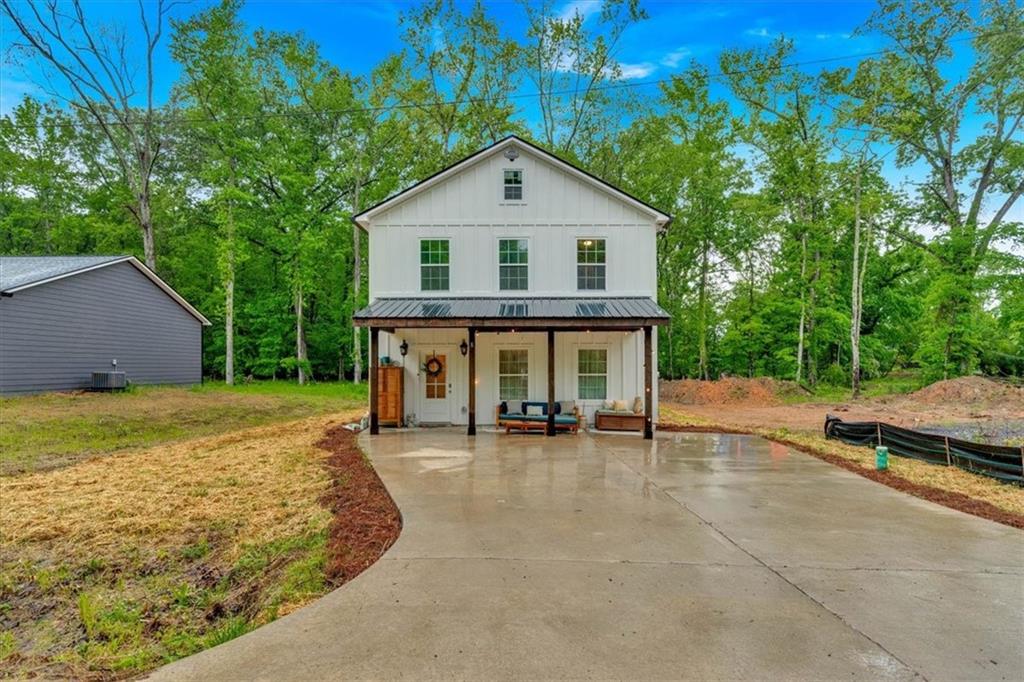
[2,29,1006,131]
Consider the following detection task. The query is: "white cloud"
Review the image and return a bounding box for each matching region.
[660,47,691,68]
[617,62,656,79]
[745,27,773,38]
[558,0,602,23]
[815,32,851,40]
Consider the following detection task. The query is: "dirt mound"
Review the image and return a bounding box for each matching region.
[909,376,1024,407]
[660,377,784,406]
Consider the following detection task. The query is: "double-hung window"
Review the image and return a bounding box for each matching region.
[498,238,528,291]
[420,239,450,291]
[577,238,606,290]
[503,169,523,201]
[577,349,608,400]
[498,349,529,401]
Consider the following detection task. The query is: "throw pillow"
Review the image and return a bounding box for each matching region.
[500,401,508,415]
[632,397,643,414]
[526,404,544,417]
[560,400,575,414]
[612,399,629,412]
[602,399,614,410]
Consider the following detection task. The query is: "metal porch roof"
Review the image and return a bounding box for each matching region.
[353,297,669,328]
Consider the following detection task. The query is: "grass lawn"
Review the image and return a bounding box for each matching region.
[0,381,367,475]
[0,382,377,679]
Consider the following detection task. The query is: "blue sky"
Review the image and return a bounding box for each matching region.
[0,0,898,114]
[1,0,1016,227]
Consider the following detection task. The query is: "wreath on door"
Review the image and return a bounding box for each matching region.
[423,355,443,377]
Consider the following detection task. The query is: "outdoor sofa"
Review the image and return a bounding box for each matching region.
[496,401,581,434]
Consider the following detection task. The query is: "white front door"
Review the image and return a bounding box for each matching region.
[419,350,452,423]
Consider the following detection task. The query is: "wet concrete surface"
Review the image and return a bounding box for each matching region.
[151,429,1023,681]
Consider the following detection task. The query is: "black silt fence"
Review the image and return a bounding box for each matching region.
[824,415,1024,485]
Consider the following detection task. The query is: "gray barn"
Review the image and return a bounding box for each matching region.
[0,256,211,394]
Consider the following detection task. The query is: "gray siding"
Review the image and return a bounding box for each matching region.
[0,262,202,394]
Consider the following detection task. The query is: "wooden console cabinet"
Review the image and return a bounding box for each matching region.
[594,411,644,432]
[377,366,404,427]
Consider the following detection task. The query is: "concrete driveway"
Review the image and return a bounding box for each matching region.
[153,429,1023,681]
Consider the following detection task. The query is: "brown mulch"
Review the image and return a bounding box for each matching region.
[317,426,402,585]
[658,423,1024,530]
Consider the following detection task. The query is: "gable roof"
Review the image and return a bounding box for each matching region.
[0,255,211,325]
[353,135,672,230]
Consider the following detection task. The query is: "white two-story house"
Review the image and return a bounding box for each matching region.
[353,136,670,439]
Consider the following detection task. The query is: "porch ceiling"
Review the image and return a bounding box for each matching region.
[353,296,670,330]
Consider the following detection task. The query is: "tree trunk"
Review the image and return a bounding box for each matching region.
[850,166,863,398]
[807,248,820,386]
[224,200,236,386]
[795,231,807,384]
[295,284,307,385]
[351,179,362,384]
[697,241,710,381]
[138,183,156,271]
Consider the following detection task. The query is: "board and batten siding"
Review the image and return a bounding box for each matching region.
[367,144,658,298]
[377,328,655,425]
[0,261,202,394]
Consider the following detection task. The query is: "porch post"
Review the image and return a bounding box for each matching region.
[643,325,653,440]
[369,327,379,435]
[467,327,476,436]
[547,329,556,436]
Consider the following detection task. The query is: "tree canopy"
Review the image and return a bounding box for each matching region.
[2,0,1021,387]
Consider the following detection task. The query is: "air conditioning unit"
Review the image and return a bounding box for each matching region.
[92,371,127,391]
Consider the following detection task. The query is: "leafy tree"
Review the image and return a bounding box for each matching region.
[2,0,177,270]
[829,0,1023,379]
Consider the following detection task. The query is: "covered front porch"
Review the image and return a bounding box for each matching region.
[353,297,669,440]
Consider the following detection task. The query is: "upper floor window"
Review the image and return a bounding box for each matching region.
[420,239,449,291]
[577,238,606,290]
[498,238,528,290]
[503,169,523,201]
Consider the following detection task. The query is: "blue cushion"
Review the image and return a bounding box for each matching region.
[498,413,576,425]
[522,401,550,415]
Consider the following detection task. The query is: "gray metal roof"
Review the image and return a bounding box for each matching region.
[354,297,669,327]
[0,255,129,292]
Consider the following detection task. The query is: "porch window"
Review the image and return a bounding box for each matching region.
[498,349,529,401]
[577,239,606,290]
[420,239,450,291]
[498,238,528,290]
[503,169,523,201]
[577,348,607,400]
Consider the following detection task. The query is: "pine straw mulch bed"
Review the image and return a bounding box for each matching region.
[658,408,1024,531]
[318,426,402,584]
[0,415,400,680]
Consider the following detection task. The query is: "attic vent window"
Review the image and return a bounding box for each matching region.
[504,169,523,201]
[504,146,520,162]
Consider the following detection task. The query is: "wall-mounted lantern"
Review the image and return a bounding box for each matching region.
[459,339,469,356]
[399,340,409,357]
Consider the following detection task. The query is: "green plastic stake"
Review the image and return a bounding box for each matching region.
[876,446,889,471]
